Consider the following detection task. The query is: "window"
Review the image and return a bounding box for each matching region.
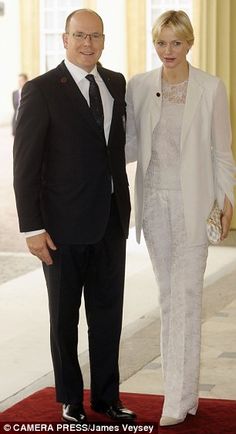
[146,0,193,70]
[40,0,84,72]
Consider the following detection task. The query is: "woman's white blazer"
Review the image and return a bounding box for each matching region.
[126,64,235,245]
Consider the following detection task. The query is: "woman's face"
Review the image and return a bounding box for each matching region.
[154,26,190,70]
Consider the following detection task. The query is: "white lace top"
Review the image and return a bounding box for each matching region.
[145,79,188,191]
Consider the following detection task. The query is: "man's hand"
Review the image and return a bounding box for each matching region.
[26,232,57,265]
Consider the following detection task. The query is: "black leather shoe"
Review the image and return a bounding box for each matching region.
[62,404,87,423]
[91,401,136,420]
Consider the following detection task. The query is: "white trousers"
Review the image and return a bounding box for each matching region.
[143,190,208,419]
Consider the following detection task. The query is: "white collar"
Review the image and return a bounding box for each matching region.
[64,58,99,82]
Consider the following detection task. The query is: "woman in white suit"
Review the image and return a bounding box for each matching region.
[126,10,235,427]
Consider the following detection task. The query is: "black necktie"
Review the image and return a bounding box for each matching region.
[86,74,104,130]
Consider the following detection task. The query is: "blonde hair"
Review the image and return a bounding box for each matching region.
[152,10,194,47]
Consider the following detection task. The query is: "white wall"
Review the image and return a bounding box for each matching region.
[0,0,20,126]
[95,0,127,77]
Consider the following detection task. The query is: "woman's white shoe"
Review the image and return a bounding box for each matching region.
[188,405,198,415]
[159,416,185,426]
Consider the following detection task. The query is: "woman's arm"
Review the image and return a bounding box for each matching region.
[212,80,236,212]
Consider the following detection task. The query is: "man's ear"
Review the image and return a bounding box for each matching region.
[62,33,68,49]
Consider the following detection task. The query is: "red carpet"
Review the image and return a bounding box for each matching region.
[0,388,236,433]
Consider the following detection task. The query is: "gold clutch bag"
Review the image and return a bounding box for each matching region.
[206,200,222,245]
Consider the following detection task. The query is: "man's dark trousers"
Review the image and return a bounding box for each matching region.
[43,196,126,405]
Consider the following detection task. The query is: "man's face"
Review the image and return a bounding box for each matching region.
[63,11,104,72]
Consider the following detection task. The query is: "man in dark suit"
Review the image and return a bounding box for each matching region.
[13,9,134,423]
[12,73,28,136]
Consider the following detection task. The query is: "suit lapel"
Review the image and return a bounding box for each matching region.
[56,62,105,139]
[149,68,162,133]
[97,66,125,145]
[98,66,122,102]
[138,68,162,171]
[181,65,203,149]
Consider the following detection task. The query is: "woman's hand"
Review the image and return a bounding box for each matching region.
[221,195,233,240]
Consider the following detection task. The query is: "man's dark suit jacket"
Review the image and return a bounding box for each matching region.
[13,61,130,244]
